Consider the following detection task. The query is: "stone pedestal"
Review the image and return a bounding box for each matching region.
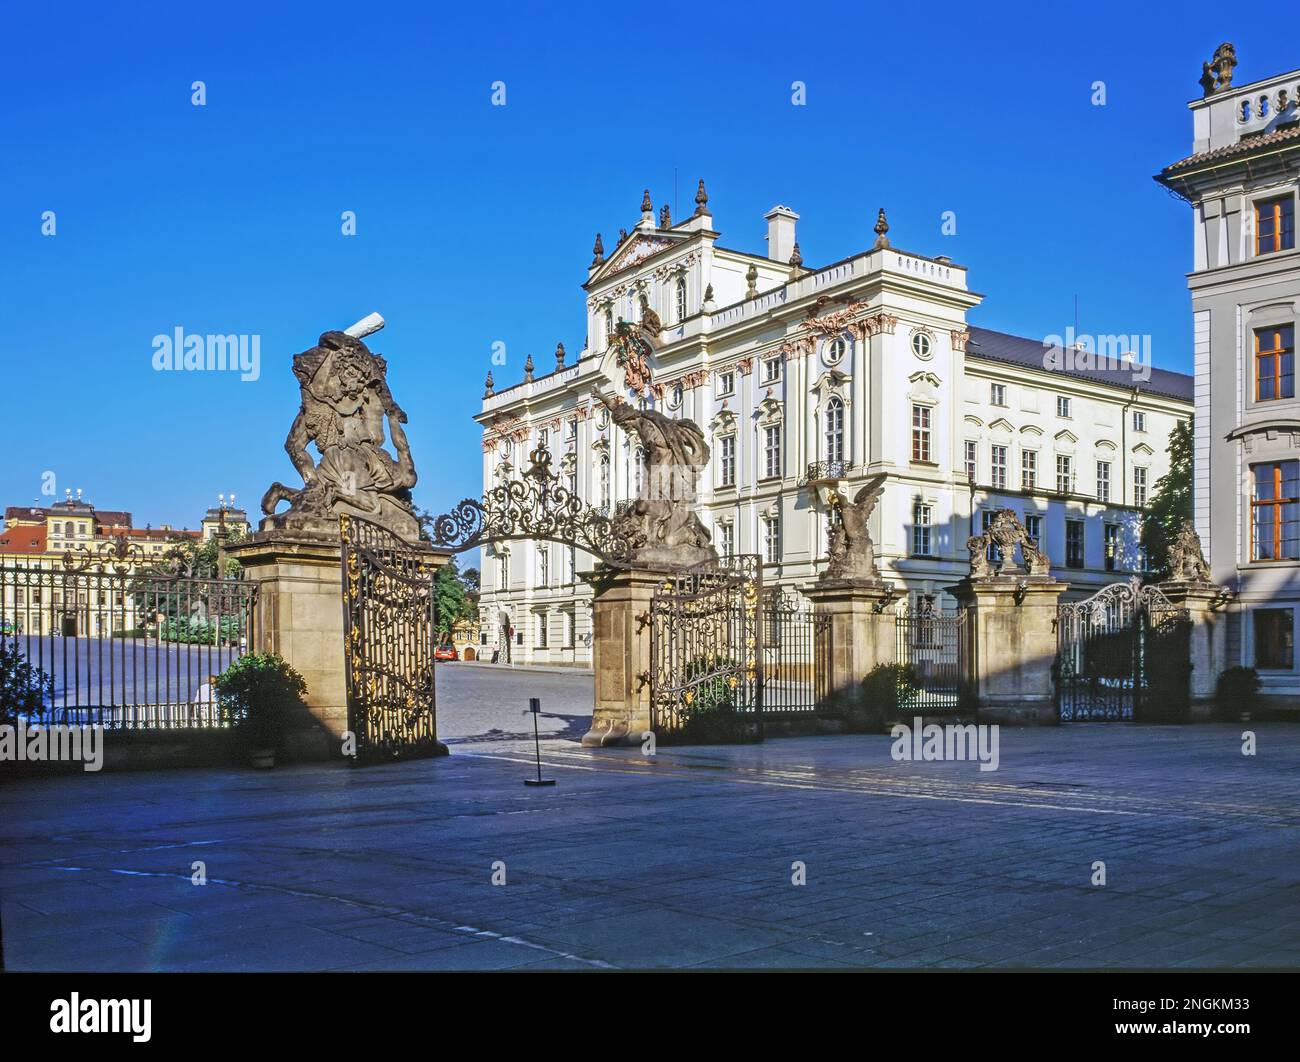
[1159,580,1230,717]
[801,578,898,710]
[226,532,350,757]
[579,566,669,747]
[950,575,1068,724]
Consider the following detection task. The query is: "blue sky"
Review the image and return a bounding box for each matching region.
[1,2,1288,529]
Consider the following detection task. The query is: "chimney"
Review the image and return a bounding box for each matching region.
[764,206,799,265]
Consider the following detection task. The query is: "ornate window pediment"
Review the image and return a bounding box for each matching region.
[964,414,985,428]
[1131,442,1154,456]
[709,408,738,435]
[756,392,783,424]
[1054,429,1078,444]
[1019,424,1044,437]
[908,370,941,387]
[812,368,850,393]
[988,417,1015,434]
[1094,438,1117,452]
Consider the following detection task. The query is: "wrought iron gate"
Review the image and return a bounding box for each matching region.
[648,556,763,743]
[895,598,970,713]
[1055,577,1191,722]
[340,514,445,763]
[762,586,819,718]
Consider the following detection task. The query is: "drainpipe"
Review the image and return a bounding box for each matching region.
[1121,385,1139,570]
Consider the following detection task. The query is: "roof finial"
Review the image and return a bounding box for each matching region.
[591,232,605,266]
[745,262,758,299]
[484,370,494,397]
[523,353,534,382]
[789,242,803,269]
[693,178,709,217]
[555,341,566,368]
[873,207,890,249]
[641,188,653,213]
[658,203,671,228]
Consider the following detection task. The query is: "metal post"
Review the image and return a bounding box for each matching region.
[524,696,554,786]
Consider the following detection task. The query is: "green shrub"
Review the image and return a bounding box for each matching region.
[215,653,307,750]
[1215,666,1261,719]
[847,663,921,732]
[676,654,747,743]
[0,637,52,726]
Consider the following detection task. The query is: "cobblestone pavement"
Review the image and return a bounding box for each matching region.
[2,666,1298,970]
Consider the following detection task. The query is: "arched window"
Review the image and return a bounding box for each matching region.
[64,521,74,537]
[825,396,845,465]
[675,277,688,322]
[599,454,611,507]
[604,308,613,342]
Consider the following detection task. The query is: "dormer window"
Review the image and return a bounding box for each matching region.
[1256,195,1295,255]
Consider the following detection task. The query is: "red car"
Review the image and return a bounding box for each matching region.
[433,645,457,662]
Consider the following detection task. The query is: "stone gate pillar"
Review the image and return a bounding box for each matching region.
[950,575,1068,723]
[801,578,898,711]
[579,566,669,747]
[227,533,351,758]
[1158,580,1230,718]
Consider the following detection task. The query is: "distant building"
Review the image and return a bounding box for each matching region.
[1157,45,1300,705]
[0,492,249,637]
[475,186,1192,667]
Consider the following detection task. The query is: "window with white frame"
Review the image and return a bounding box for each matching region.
[981,509,1001,564]
[564,609,577,648]
[566,417,577,440]
[537,546,549,587]
[599,454,610,507]
[567,546,576,584]
[633,446,645,496]
[912,503,933,556]
[991,445,1008,490]
[1056,455,1073,494]
[718,521,735,558]
[1133,466,1148,507]
[761,356,781,383]
[1065,519,1085,568]
[762,515,781,564]
[675,276,687,322]
[763,425,782,479]
[536,612,548,649]
[991,382,1007,406]
[826,336,847,363]
[538,428,548,451]
[911,404,932,463]
[718,436,736,486]
[1024,513,1043,550]
[1132,410,1146,432]
[825,397,845,465]
[1096,460,1111,503]
[1056,395,1072,418]
[964,440,978,482]
[1021,450,1037,491]
[717,370,735,396]
[1104,523,1120,570]
[497,551,509,588]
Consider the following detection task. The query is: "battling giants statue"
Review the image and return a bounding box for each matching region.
[1167,518,1213,584]
[592,388,716,568]
[821,474,888,583]
[260,313,422,542]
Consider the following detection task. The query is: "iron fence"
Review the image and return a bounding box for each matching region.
[0,562,257,729]
[895,599,968,713]
[761,586,819,716]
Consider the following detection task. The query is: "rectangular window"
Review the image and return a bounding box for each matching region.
[1252,460,1300,561]
[982,509,1001,565]
[1024,513,1042,549]
[761,356,781,383]
[718,522,735,558]
[1255,195,1296,255]
[1021,450,1037,491]
[991,445,1008,490]
[567,417,578,440]
[1096,461,1111,503]
[717,371,735,397]
[1132,410,1146,433]
[1065,519,1085,568]
[911,404,932,463]
[991,382,1007,406]
[762,515,781,564]
[1133,466,1148,508]
[1056,455,1073,495]
[912,503,933,557]
[538,428,549,451]
[536,612,548,649]
[1056,395,1071,418]
[537,547,549,587]
[1254,609,1294,669]
[565,610,577,649]
[964,440,978,482]
[1104,523,1120,571]
[1254,324,1295,402]
[719,436,736,486]
[763,425,782,479]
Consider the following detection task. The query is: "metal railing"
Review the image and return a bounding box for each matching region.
[800,460,852,486]
[1,563,257,730]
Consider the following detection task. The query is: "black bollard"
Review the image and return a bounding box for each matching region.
[524,696,555,787]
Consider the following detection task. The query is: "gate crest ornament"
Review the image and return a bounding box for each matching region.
[967,508,1050,578]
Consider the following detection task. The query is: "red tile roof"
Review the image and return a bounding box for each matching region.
[1160,124,1300,175]
[0,524,48,555]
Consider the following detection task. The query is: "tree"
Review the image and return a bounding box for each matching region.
[433,557,476,642]
[0,637,53,726]
[1141,417,1193,581]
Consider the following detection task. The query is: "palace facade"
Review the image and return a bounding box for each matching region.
[1157,46,1300,705]
[475,187,1192,666]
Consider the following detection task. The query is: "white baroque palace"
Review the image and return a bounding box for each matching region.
[475,185,1192,666]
